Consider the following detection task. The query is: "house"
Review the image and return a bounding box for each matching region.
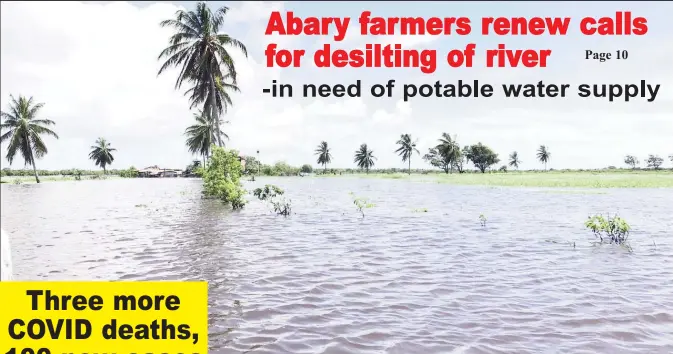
[239,156,246,170]
[138,166,182,178]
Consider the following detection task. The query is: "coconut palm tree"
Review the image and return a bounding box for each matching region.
[537,145,551,171]
[508,151,521,170]
[0,95,59,183]
[185,110,229,165]
[158,2,247,147]
[354,144,376,173]
[88,138,117,174]
[315,141,332,172]
[395,133,420,175]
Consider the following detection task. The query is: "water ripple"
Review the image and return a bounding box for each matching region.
[2,177,673,353]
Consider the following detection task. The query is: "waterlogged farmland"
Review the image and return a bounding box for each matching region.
[2,177,673,353]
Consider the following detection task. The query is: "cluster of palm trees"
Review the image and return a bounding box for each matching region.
[0,94,121,183]
[314,134,421,174]
[314,134,554,174]
[1,2,246,183]
[156,2,247,164]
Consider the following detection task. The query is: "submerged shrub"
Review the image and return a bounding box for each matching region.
[202,145,247,210]
[584,214,631,245]
[350,192,375,218]
[253,184,291,216]
[271,200,292,216]
[479,214,487,227]
[253,184,284,201]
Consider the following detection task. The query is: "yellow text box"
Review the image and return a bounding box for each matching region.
[0,281,208,353]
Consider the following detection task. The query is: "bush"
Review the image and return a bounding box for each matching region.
[202,146,247,210]
[585,214,631,245]
[253,184,291,216]
[300,164,313,173]
[119,167,139,178]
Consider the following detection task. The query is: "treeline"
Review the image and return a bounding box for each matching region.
[1,167,140,178]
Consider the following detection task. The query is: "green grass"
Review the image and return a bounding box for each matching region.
[319,170,673,188]
[0,175,121,184]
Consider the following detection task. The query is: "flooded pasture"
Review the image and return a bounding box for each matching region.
[2,177,673,353]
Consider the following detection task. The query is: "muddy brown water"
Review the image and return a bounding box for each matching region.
[2,177,672,353]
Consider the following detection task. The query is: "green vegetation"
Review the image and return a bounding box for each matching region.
[253,184,291,216]
[395,134,420,175]
[537,145,551,170]
[300,164,313,174]
[89,138,116,174]
[624,155,639,169]
[202,146,246,210]
[464,143,500,173]
[158,2,246,149]
[0,95,59,183]
[647,155,664,170]
[315,141,332,172]
[353,144,376,174]
[585,214,631,246]
[253,184,284,201]
[350,192,375,218]
[509,151,521,170]
[185,110,228,165]
[479,214,487,227]
[422,133,461,174]
[119,167,139,178]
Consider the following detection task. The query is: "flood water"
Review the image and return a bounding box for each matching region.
[2,177,673,353]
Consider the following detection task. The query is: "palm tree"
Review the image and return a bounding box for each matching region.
[508,151,521,170]
[354,144,376,173]
[185,110,229,165]
[0,95,59,183]
[158,2,247,147]
[88,138,117,174]
[395,133,420,175]
[537,145,550,170]
[315,141,332,172]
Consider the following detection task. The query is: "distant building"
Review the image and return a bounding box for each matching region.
[239,156,246,170]
[138,166,182,178]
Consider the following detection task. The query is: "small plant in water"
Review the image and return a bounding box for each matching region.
[253,184,284,201]
[479,214,487,227]
[412,208,428,213]
[271,199,292,216]
[349,192,375,218]
[253,184,291,217]
[584,214,631,246]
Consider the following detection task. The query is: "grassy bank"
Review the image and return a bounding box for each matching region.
[0,175,120,184]
[319,170,673,188]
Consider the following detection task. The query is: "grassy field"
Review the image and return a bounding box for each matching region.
[321,170,673,188]
[0,175,120,184]
[3,170,672,188]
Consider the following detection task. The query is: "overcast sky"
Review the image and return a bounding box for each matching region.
[1,1,671,171]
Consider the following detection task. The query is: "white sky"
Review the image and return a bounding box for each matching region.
[1,1,671,171]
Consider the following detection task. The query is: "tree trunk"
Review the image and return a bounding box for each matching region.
[408,157,411,175]
[103,166,106,175]
[32,159,40,184]
[209,76,222,147]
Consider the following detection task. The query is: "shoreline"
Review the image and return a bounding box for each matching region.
[3,170,672,188]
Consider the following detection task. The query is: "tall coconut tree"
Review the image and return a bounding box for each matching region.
[537,145,551,171]
[0,95,59,183]
[185,110,228,165]
[315,141,332,172]
[508,151,521,170]
[88,138,117,174]
[354,144,376,173]
[395,133,420,175]
[157,2,247,146]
